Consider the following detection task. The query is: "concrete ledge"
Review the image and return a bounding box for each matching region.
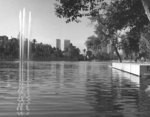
[112,62,150,77]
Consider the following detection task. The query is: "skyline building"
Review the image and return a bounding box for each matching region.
[56,39,61,50]
[64,39,70,50]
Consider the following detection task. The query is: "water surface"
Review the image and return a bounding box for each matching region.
[0,61,149,117]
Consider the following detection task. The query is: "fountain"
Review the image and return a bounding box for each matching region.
[19,8,32,61]
[17,8,31,116]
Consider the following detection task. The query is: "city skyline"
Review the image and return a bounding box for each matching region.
[64,39,70,51]
[56,39,61,50]
[0,0,94,51]
[56,39,73,51]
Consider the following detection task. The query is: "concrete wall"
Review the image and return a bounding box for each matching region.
[112,63,150,76]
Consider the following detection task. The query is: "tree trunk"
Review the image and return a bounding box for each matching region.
[114,45,122,63]
[142,0,150,21]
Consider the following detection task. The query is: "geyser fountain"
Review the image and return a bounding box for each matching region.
[17,8,31,116]
[19,8,32,61]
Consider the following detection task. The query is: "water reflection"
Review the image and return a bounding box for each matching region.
[112,69,140,117]
[85,63,121,117]
[17,61,30,116]
[85,65,141,117]
[1,61,150,117]
[139,75,150,117]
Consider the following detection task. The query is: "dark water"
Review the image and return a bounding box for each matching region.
[0,61,149,117]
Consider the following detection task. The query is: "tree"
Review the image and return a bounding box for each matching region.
[55,0,149,23]
[139,24,150,59]
[55,0,150,62]
[142,0,150,21]
[63,43,81,60]
[55,0,106,23]
[83,49,86,60]
[83,49,86,55]
[9,38,19,59]
[85,35,101,51]
[86,50,93,60]
[99,0,148,62]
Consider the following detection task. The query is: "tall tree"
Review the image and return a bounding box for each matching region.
[142,0,150,21]
[55,0,149,62]
[139,24,150,59]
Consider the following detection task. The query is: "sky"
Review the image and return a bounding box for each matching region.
[0,0,95,51]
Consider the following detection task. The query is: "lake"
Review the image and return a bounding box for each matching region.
[0,61,149,117]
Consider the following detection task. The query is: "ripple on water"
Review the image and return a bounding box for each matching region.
[0,61,149,117]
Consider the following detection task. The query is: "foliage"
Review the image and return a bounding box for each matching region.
[85,23,108,59]
[86,50,93,60]
[55,0,148,26]
[55,0,150,62]
[121,28,140,59]
[139,24,150,59]
[96,0,148,62]
[55,0,107,23]
[0,36,19,60]
[63,43,81,60]
[85,35,101,50]
[95,52,112,61]
[0,36,83,61]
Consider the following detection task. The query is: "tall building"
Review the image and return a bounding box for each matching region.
[64,40,70,50]
[56,39,61,50]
